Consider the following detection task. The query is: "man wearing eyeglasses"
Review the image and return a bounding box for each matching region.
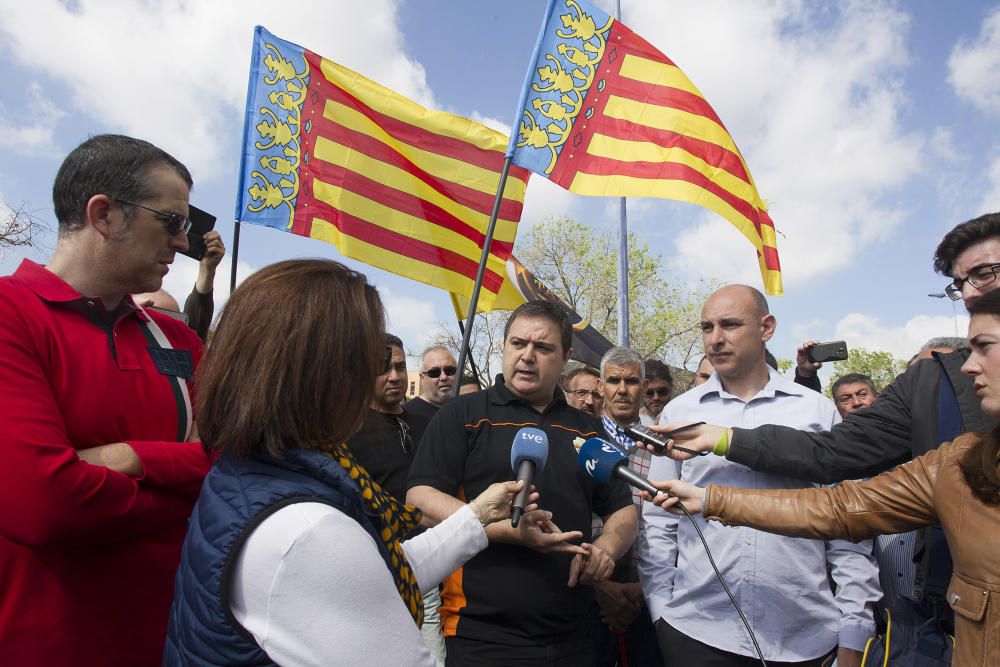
[563,364,604,416]
[346,334,442,660]
[0,135,212,667]
[405,345,458,420]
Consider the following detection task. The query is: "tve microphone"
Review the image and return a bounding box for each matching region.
[509,427,548,527]
[578,437,658,496]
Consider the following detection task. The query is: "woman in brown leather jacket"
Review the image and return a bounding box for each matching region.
[651,290,1000,667]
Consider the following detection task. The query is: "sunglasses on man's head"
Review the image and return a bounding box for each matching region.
[422,365,457,379]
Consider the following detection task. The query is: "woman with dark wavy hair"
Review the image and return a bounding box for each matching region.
[163,259,531,666]
[650,289,1000,666]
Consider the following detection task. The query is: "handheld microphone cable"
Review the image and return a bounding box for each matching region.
[670,496,767,667]
[578,438,768,667]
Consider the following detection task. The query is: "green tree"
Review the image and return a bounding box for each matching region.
[827,348,908,396]
[514,215,716,368]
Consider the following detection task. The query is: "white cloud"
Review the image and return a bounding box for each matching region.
[789,318,828,344]
[625,1,922,287]
[928,126,961,162]
[469,113,511,137]
[378,286,442,355]
[833,311,969,360]
[948,5,1000,113]
[518,175,579,231]
[0,0,432,180]
[981,154,1000,214]
[0,83,65,155]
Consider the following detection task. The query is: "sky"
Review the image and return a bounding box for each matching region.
[1,0,998,376]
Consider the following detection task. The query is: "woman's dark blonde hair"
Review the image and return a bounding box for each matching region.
[196,259,385,458]
[962,289,1000,505]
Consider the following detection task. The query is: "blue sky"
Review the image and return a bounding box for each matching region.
[1,0,998,373]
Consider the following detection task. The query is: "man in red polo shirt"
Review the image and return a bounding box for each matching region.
[0,134,213,666]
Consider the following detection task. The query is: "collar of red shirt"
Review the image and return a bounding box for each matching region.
[14,259,148,321]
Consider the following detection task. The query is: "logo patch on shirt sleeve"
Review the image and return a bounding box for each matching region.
[147,348,194,379]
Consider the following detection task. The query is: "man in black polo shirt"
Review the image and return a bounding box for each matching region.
[347,333,441,660]
[349,334,429,503]
[408,301,636,666]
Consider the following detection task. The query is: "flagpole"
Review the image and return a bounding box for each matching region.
[454,156,514,396]
[229,221,241,293]
[615,0,630,347]
[456,318,484,388]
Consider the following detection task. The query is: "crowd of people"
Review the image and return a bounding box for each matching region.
[1,134,997,667]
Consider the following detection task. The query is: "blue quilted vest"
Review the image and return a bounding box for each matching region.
[162,449,391,666]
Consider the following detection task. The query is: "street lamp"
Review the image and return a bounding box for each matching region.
[927,292,959,337]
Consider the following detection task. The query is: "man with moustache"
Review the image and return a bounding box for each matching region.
[408,301,635,665]
[347,333,443,660]
[0,135,212,666]
[639,285,878,666]
[831,373,880,419]
[406,345,458,419]
[563,364,604,416]
[592,347,662,667]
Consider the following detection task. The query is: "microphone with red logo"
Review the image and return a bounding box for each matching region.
[509,427,548,528]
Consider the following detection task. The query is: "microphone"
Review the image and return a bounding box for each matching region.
[577,437,658,496]
[509,427,548,527]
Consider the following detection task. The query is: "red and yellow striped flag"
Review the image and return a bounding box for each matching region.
[235,27,530,308]
[510,0,782,295]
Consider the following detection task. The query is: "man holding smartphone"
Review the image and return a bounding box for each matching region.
[181,228,225,339]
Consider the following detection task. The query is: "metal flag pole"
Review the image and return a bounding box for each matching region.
[453,156,515,397]
[456,317,485,388]
[615,0,630,347]
[229,221,241,294]
[451,0,552,395]
[617,198,629,347]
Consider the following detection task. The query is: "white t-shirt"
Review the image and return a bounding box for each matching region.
[230,502,486,666]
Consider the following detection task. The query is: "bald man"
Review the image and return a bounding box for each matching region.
[639,285,878,667]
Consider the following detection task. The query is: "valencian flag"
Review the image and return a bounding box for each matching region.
[450,256,613,368]
[510,0,783,295]
[235,27,531,309]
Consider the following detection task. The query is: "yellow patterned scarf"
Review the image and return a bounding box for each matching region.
[321,441,425,626]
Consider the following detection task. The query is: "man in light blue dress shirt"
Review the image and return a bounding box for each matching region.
[638,285,879,666]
